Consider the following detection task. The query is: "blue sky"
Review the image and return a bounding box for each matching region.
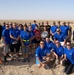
[0,0,74,20]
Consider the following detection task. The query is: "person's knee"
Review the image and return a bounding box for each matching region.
[66,64,73,74]
[37,64,42,68]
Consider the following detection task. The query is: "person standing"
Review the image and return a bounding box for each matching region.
[9,23,20,61]
[50,21,58,40]
[31,20,38,30]
[1,24,10,62]
[20,25,31,62]
[0,24,3,40]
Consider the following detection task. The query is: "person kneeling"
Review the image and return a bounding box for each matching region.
[35,40,52,68]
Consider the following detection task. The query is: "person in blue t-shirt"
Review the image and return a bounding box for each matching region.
[61,41,74,74]
[18,24,24,55]
[67,22,72,40]
[1,24,10,62]
[28,25,35,42]
[52,40,64,64]
[60,22,70,40]
[31,20,38,30]
[50,21,58,40]
[35,40,53,68]
[45,36,54,52]
[53,28,67,46]
[2,22,6,30]
[0,24,3,40]
[18,24,23,34]
[9,23,20,61]
[28,25,35,55]
[20,25,31,62]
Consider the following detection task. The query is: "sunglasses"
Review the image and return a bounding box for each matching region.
[40,43,44,45]
[57,30,60,32]
[55,42,59,44]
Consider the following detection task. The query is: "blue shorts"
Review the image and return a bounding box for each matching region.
[36,58,46,65]
[36,58,41,65]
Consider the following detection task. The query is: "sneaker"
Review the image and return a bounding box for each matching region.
[44,64,50,69]
[11,56,14,62]
[4,60,8,63]
[16,56,19,61]
[26,58,30,62]
[22,58,26,62]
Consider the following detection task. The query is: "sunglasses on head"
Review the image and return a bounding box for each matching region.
[66,44,70,46]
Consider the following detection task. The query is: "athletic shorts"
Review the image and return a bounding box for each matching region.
[36,58,46,65]
[3,44,9,54]
[22,45,29,54]
[10,43,20,53]
[33,38,40,43]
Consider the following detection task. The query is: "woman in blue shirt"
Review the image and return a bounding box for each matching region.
[61,41,74,74]
[20,25,31,62]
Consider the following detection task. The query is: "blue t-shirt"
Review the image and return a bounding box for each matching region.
[20,30,31,45]
[50,25,58,34]
[31,24,37,30]
[2,25,5,30]
[2,29,10,44]
[30,30,35,37]
[9,28,20,43]
[53,45,64,57]
[54,32,66,42]
[45,41,54,51]
[19,29,23,35]
[35,46,50,61]
[60,25,69,37]
[64,47,74,64]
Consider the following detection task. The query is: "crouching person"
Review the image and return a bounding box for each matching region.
[52,40,64,65]
[60,41,74,74]
[35,40,52,68]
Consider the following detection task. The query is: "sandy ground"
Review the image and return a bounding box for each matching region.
[0,20,74,75]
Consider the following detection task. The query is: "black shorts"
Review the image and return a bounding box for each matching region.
[33,38,40,43]
[10,42,20,53]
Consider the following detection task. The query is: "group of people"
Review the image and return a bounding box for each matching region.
[0,20,74,74]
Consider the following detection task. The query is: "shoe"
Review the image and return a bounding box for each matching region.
[4,60,8,63]
[44,64,50,69]
[16,56,20,61]
[22,58,26,62]
[11,56,14,62]
[62,65,68,73]
[26,58,30,62]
